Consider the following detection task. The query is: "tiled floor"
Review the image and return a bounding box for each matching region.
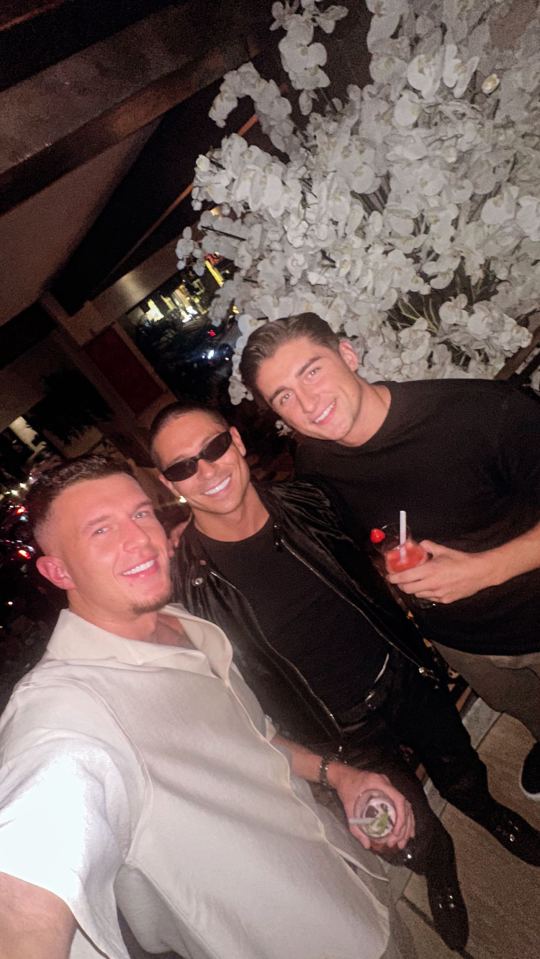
[398,714,540,958]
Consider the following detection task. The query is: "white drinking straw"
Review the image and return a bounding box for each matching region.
[399,509,407,561]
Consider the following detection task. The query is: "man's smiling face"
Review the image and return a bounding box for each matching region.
[38,474,171,625]
[154,410,252,519]
[254,335,366,444]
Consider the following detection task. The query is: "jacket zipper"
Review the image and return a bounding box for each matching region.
[206,567,342,735]
[278,529,436,679]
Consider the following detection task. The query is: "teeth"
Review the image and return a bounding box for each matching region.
[314,402,334,424]
[205,477,230,496]
[123,559,155,576]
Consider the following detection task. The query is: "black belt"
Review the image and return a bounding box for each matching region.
[335,653,394,731]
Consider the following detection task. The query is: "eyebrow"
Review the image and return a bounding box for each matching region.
[267,355,322,405]
[82,499,154,531]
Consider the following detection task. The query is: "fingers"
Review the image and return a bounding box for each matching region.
[387,565,431,587]
[386,794,415,848]
[348,825,372,850]
[381,781,415,845]
[419,539,449,556]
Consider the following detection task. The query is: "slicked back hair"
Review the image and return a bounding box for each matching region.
[149,402,229,468]
[239,313,341,404]
[25,454,134,549]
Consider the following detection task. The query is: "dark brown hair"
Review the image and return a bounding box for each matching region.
[25,454,133,547]
[239,313,341,403]
[149,402,228,468]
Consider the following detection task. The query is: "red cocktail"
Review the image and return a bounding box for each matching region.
[370,522,434,608]
[385,539,427,573]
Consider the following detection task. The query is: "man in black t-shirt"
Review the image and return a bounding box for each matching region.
[150,401,540,953]
[240,313,540,803]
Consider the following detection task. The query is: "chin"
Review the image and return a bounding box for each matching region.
[132,586,173,615]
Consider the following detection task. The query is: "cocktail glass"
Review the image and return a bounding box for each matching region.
[370,522,435,609]
[349,790,397,840]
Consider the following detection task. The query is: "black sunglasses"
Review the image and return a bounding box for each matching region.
[162,430,233,482]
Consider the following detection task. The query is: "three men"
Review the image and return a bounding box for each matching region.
[240,312,540,801]
[0,455,412,959]
[151,402,540,953]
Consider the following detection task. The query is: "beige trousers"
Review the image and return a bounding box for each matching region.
[433,643,540,742]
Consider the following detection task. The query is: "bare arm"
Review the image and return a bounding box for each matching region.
[387,519,540,605]
[271,734,415,851]
[0,873,76,959]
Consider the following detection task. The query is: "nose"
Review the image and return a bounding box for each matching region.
[297,384,318,414]
[123,518,152,550]
[196,457,219,479]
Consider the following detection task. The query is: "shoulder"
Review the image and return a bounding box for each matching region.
[0,663,134,762]
[392,377,527,402]
[175,519,204,566]
[265,480,345,531]
[386,377,507,403]
[387,377,537,425]
[265,479,334,511]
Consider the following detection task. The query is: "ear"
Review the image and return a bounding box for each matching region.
[230,426,247,458]
[36,554,76,591]
[338,339,360,372]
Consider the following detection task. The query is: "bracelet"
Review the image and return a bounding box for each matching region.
[318,749,344,789]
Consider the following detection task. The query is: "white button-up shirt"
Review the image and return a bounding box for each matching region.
[0,606,390,959]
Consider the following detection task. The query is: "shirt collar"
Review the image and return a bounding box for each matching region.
[45,606,233,681]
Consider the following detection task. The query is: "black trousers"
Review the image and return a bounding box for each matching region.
[340,654,491,876]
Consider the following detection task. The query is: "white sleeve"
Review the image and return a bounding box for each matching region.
[0,696,142,959]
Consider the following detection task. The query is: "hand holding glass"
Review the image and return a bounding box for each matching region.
[370,520,435,608]
[349,791,397,840]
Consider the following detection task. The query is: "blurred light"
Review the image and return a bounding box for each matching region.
[17,548,32,560]
[205,260,224,287]
[16,505,26,515]
[208,329,216,337]
[207,349,215,359]
[6,601,13,607]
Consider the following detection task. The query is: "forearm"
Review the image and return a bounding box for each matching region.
[390,518,540,604]
[271,735,414,850]
[0,874,75,959]
[271,734,329,783]
[483,519,540,586]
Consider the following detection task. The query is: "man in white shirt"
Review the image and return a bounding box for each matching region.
[0,454,414,959]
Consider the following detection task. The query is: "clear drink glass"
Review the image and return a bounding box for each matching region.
[370,522,435,609]
[349,790,397,840]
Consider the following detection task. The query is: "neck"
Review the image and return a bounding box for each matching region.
[193,483,269,542]
[68,597,166,643]
[341,381,391,446]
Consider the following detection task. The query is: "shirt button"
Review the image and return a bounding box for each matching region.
[192,576,204,586]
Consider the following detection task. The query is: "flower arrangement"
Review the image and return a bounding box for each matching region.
[176,0,540,404]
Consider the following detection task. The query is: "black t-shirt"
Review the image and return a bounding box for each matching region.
[296,379,540,656]
[197,518,387,714]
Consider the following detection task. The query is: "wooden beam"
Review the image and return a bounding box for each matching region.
[0,0,271,214]
[0,1,176,89]
[0,1,64,33]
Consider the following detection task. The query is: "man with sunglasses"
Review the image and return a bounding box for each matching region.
[151,401,540,953]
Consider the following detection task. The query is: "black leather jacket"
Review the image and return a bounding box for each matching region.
[173,481,439,745]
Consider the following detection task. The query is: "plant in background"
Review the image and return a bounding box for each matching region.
[176,0,540,404]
